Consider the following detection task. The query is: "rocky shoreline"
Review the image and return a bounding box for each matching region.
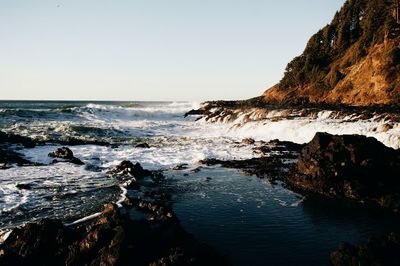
[1,129,400,265]
[0,203,228,266]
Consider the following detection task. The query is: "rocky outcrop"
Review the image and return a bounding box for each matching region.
[48,147,84,165]
[330,233,400,266]
[0,204,228,266]
[287,132,400,211]
[0,131,36,167]
[0,131,36,148]
[111,161,152,179]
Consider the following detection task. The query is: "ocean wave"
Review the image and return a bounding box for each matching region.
[196,108,400,149]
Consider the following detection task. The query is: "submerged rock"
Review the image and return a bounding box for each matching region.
[287,132,400,211]
[199,155,292,182]
[330,233,400,266]
[0,203,228,266]
[48,147,84,165]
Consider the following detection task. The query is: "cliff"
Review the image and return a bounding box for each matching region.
[263,0,400,106]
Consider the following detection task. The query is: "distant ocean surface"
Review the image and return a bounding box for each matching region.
[1,100,399,265]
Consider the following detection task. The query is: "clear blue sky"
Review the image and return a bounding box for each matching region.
[0,0,346,101]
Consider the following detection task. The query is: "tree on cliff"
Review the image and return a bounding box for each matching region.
[263,0,400,106]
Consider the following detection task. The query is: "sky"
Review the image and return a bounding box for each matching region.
[0,0,346,101]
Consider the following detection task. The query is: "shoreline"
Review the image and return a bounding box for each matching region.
[1,102,400,264]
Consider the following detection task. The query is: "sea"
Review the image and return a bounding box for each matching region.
[0,100,399,265]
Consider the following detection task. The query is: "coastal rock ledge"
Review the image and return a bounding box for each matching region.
[287,132,400,211]
[0,204,227,266]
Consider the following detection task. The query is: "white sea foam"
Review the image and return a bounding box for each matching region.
[2,101,399,231]
[197,109,400,149]
[65,211,102,227]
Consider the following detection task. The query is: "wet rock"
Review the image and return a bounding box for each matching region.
[0,131,36,148]
[0,203,228,266]
[54,137,110,147]
[0,131,37,166]
[0,149,33,167]
[199,156,291,181]
[287,132,400,211]
[135,143,150,148]
[254,139,304,154]
[134,199,177,222]
[191,167,202,173]
[330,233,400,266]
[48,147,84,165]
[241,138,255,145]
[48,147,74,160]
[16,183,33,190]
[1,219,71,265]
[112,160,152,178]
[173,164,189,170]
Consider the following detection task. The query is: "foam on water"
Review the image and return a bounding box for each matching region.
[197,109,400,149]
[1,101,399,232]
[0,164,119,230]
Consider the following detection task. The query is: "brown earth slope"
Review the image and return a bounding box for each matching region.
[262,0,400,106]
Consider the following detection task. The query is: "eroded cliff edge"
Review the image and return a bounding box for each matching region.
[263,0,400,106]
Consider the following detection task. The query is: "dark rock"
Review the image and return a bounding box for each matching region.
[191,167,202,173]
[112,160,152,178]
[48,147,84,165]
[254,139,304,154]
[0,131,36,148]
[0,131,37,166]
[48,147,74,160]
[56,137,110,146]
[199,155,292,181]
[184,109,204,117]
[173,164,188,170]
[0,148,33,167]
[0,203,228,266]
[287,132,400,211]
[135,143,150,149]
[330,233,400,266]
[241,138,255,145]
[16,183,33,190]
[69,157,84,165]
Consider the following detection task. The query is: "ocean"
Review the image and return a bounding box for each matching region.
[0,100,399,265]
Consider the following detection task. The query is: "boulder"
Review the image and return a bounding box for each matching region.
[48,147,84,165]
[330,233,400,266]
[135,143,150,149]
[287,132,400,210]
[112,161,152,178]
[48,147,74,160]
[241,138,255,145]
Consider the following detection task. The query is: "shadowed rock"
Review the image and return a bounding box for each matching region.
[135,143,150,149]
[287,132,400,211]
[48,147,84,165]
[0,131,36,148]
[112,161,152,178]
[0,203,229,266]
[330,233,400,266]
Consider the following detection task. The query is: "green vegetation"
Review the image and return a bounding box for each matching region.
[279,0,399,91]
